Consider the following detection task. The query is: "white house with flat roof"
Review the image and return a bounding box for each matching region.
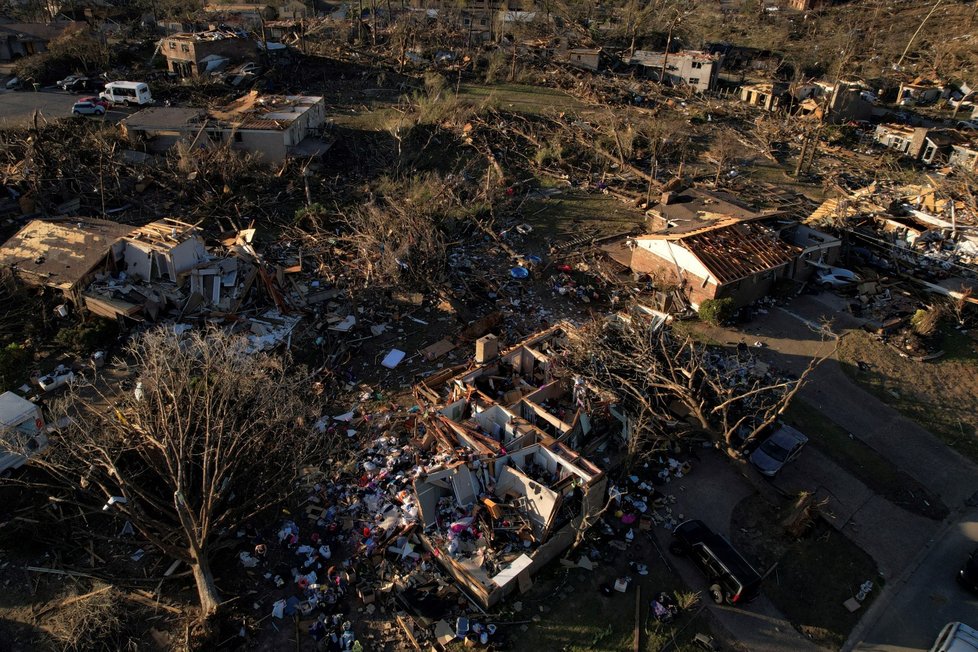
[121,91,331,163]
[628,50,722,92]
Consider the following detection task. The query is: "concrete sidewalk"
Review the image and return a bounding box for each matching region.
[705,294,978,509]
[775,445,936,579]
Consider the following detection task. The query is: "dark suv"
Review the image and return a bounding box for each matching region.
[669,519,762,605]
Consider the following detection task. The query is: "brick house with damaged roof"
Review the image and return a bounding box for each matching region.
[605,213,840,310]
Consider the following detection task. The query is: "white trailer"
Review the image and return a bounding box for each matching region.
[0,392,48,475]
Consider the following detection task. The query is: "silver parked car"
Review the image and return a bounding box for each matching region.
[816,266,861,289]
[72,100,106,117]
[749,424,808,477]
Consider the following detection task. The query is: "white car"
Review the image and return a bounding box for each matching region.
[37,369,74,391]
[816,266,861,288]
[72,100,106,117]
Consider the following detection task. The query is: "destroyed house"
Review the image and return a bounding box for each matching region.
[949,143,978,172]
[873,124,965,165]
[409,326,613,607]
[81,219,259,320]
[413,440,605,608]
[0,20,81,62]
[406,0,540,41]
[0,218,134,301]
[609,214,840,310]
[897,80,944,106]
[564,47,601,72]
[202,0,311,21]
[159,30,257,77]
[627,50,721,93]
[122,92,331,163]
[433,327,608,450]
[740,82,788,111]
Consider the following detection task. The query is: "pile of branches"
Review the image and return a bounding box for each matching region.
[558,311,824,458]
[464,104,693,204]
[42,584,144,652]
[0,120,300,225]
[285,172,495,295]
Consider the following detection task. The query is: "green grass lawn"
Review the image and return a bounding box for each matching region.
[784,399,948,520]
[837,328,978,463]
[732,494,881,650]
[520,190,647,243]
[455,83,587,115]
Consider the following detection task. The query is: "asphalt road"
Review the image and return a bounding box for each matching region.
[0,88,129,128]
[854,507,978,652]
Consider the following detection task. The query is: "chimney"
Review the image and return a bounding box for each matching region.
[660,191,676,205]
[475,334,499,364]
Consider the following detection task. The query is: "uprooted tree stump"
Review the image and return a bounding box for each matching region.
[782,491,828,538]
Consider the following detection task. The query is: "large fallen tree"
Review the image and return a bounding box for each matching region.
[559,310,832,460]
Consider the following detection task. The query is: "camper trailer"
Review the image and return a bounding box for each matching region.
[0,392,48,475]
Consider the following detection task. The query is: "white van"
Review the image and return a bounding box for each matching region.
[0,391,48,476]
[99,81,153,106]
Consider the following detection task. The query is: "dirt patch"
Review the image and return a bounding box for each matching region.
[731,494,880,650]
[838,328,978,463]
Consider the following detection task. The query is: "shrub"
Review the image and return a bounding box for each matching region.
[0,343,30,390]
[295,202,328,225]
[54,319,119,355]
[485,50,508,84]
[698,297,736,325]
[13,52,72,85]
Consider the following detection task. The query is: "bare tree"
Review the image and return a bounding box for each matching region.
[707,128,741,187]
[39,329,331,619]
[560,311,832,457]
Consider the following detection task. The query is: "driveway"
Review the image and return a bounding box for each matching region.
[702,293,978,509]
[0,89,130,128]
[774,445,935,579]
[665,448,824,651]
[852,507,978,652]
[695,292,978,650]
